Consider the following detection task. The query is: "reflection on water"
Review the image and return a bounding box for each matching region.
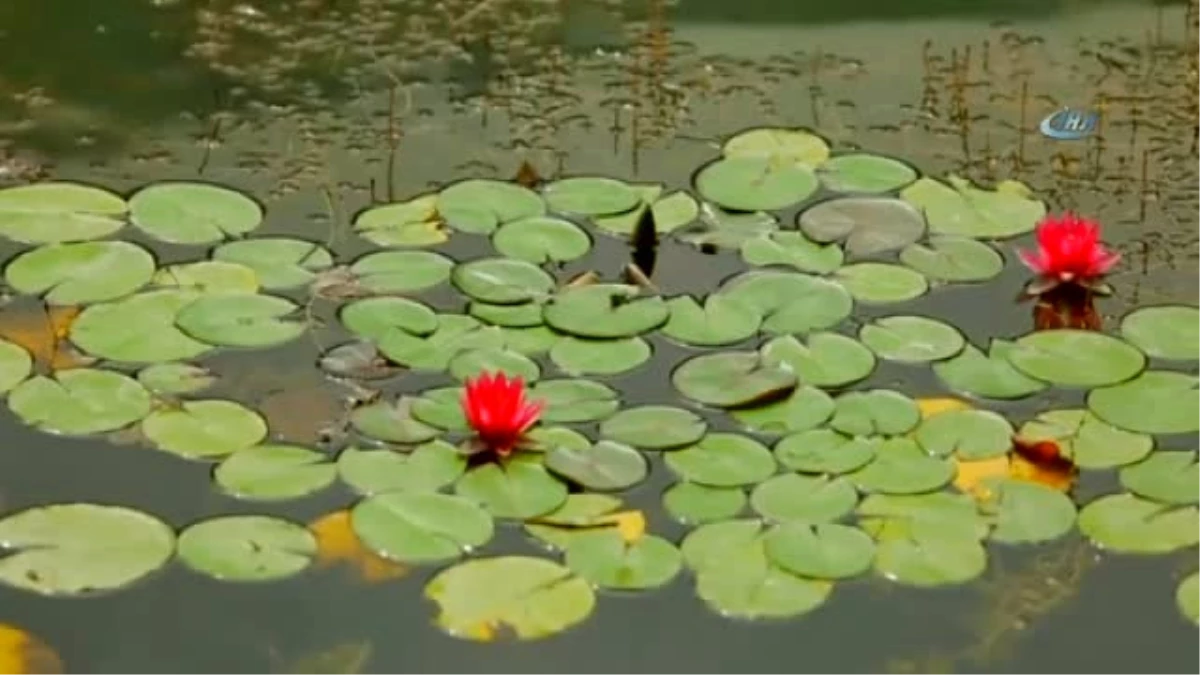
[0,0,1196,672]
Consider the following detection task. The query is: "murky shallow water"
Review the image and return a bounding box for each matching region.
[0,0,1197,672]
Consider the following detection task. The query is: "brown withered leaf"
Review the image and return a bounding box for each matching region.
[308,510,408,583]
[0,623,64,674]
[0,300,94,373]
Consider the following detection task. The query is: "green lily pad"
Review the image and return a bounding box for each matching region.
[0,181,127,243]
[599,405,707,450]
[1007,330,1146,388]
[1119,451,1198,505]
[798,197,926,257]
[672,351,797,408]
[348,250,454,293]
[337,441,465,495]
[1119,305,1199,361]
[175,293,306,348]
[933,341,1048,400]
[211,237,333,290]
[723,127,830,166]
[564,530,681,590]
[455,458,568,520]
[424,556,595,641]
[858,492,989,541]
[8,369,152,435]
[717,270,853,335]
[760,332,876,388]
[660,294,761,347]
[750,473,858,523]
[730,386,835,436]
[899,235,1004,282]
[849,438,954,494]
[900,175,1045,239]
[141,399,268,459]
[500,325,560,355]
[528,379,619,423]
[549,336,651,376]
[696,157,819,212]
[349,397,440,444]
[452,257,555,305]
[979,478,1076,543]
[545,440,648,491]
[1177,572,1199,626]
[492,216,591,264]
[177,515,315,582]
[680,519,764,571]
[830,389,920,436]
[152,261,259,294]
[339,297,438,342]
[408,387,469,431]
[774,429,879,475]
[129,182,262,244]
[0,503,174,596]
[663,482,746,524]
[765,522,875,580]
[5,241,155,305]
[914,409,1014,460]
[665,433,777,487]
[351,492,494,563]
[816,153,918,193]
[833,263,929,304]
[525,426,591,454]
[1087,371,1200,435]
[352,194,447,247]
[859,315,966,363]
[740,231,844,274]
[679,206,779,250]
[543,177,640,216]
[522,494,627,550]
[214,444,336,501]
[448,347,540,383]
[70,290,213,363]
[1077,493,1199,553]
[135,363,214,395]
[468,301,544,328]
[593,188,699,236]
[1017,409,1153,469]
[869,522,987,586]
[437,179,545,234]
[378,314,503,371]
[0,338,32,394]
[544,284,669,339]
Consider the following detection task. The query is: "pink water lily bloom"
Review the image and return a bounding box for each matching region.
[1018,212,1120,294]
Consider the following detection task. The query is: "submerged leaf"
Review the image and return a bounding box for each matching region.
[309,510,408,584]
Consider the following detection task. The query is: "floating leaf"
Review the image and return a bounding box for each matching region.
[352,194,447,247]
[546,440,648,491]
[740,231,844,274]
[348,250,454,294]
[492,216,591,264]
[544,284,668,339]
[1017,409,1153,469]
[448,347,540,383]
[522,494,639,550]
[175,293,305,348]
[349,397,439,444]
[717,270,852,335]
[900,176,1045,239]
[830,389,920,436]
[309,510,408,583]
[1077,493,1199,553]
[178,515,315,581]
[549,336,650,376]
[141,399,267,459]
[0,338,31,394]
[1118,305,1198,361]
[526,426,590,454]
[660,294,760,347]
[5,241,155,305]
[914,409,1014,460]
[70,290,212,363]
[1119,452,1198,505]
[723,127,830,166]
[152,261,259,294]
[408,387,469,431]
[695,157,819,212]
[500,325,560,355]
[978,478,1076,543]
[129,182,262,244]
[798,197,925,257]
[469,301,544,328]
[859,315,966,363]
[849,438,954,494]
[933,341,1048,400]
[868,523,987,587]
[663,482,746,524]
[0,503,174,596]
[378,314,502,371]
[750,473,858,523]
[833,262,928,304]
[565,530,681,590]
[424,556,595,642]
[351,492,493,564]
[1087,371,1200,435]
[672,351,797,408]
[774,429,879,474]
[760,332,876,388]
[1177,573,1199,626]
[858,492,989,541]
[1006,330,1145,388]
[135,362,215,395]
[214,444,336,501]
[0,624,63,673]
[337,442,465,496]
[593,188,698,236]
[899,235,1004,282]
[452,257,554,305]
[665,433,777,487]
[340,297,437,343]
[679,206,778,250]
[456,458,568,519]
[8,369,151,435]
[437,179,544,234]
[0,181,126,243]
[531,380,619,424]
[765,522,875,580]
[543,177,639,216]
[816,153,917,193]
[730,386,835,435]
[599,405,707,450]
[211,237,333,290]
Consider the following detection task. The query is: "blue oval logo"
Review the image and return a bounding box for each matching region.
[1039,108,1099,141]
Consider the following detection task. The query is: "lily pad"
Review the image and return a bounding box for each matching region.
[933,341,1048,400]
[0,181,127,243]
[522,494,629,550]
[211,238,333,290]
[448,347,540,383]
[680,206,779,250]
[1087,371,1200,435]
[672,351,797,408]
[764,522,875,580]
[900,175,1045,239]
[859,315,966,363]
[175,293,306,348]
[500,326,560,355]
[816,153,918,193]
[141,399,268,459]
[663,482,746,524]
[797,197,925,257]
[665,433,777,487]
[529,379,619,423]
[129,182,263,244]
[349,397,440,444]
[593,188,699,236]
[549,336,651,376]
[0,503,174,596]
[750,473,858,523]
[70,290,213,363]
[5,241,155,305]
[740,231,844,274]
[352,194,447,247]
[525,426,591,454]
[134,363,214,396]
[849,438,954,494]
[214,444,336,501]
[830,389,920,436]
[437,179,545,234]
[660,294,761,347]
[468,301,545,328]
[1119,451,1198,505]
[774,429,879,475]
[1177,573,1199,626]
[452,257,555,305]
[565,530,682,590]
[869,523,987,587]
[456,459,568,519]
[543,177,640,216]
[152,261,259,294]
[717,270,853,335]
[1077,493,1199,554]
[730,386,835,435]
[599,405,707,450]
[1006,330,1146,388]
[339,297,438,342]
[177,515,316,581]
[914,409,1014,460]
[979,478,1076,543]
[0,338,32,394]
[544,284,669,339]
[348,250,454,294]
[8,369,152,435]
[492,216,591,264]
[1017,409,1153,469]
[760,333,876,388]
[1119,305,1199,361]
[899,235,1004,282]
[337,441,465,495]
[378,314,502,371]
[833,263,928,304]
[408,387,469,431]
[858,492,989,541]
[723,127,830,166]
[695,157,819,212]
[351,492,494,563]
[545,441,648,491]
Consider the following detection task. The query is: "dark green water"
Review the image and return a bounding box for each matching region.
[0,0,1196,672]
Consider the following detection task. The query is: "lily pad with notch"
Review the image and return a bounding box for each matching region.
[866,519,987,587]
[129,181,263,245]
[764,522,876,580]
[978,477,1076,544]
[141,399,268,459]
[731,386,835,435]
[528,379,620,423]
[933,340,1048,400]
[175,293,306,348]
[211,237,333,290]
[549,336,651,376]
[593,186,699,236]
[152,261,259,294]
[4,241,155,305]
[848,438,954,495]
[665,433,777,487]
[452,257,555,305]
[774,429,879,475]
[857,492,989,541]
[214,444,337,501]
[1118,451,1198,505]
[717,269,853,335]
[750,473,858,523]
[0,181,127,243]
[70,290,213,363]
[1005,329,1146,388]
[546,440,649,491]
[900,175,1045,239]
[760,332,876,388]
[455,458,568,520]
[319,341,405,380]
[351,492,494,564]
[349,397,440,443]
[437,179,545,234]
[1016,409,1152,469]
[1087,371,1200,435]
[1077,493,1199,554]
[663,482,746,524]
[522,493,632,550]
[1118,305,1199,361]
[859,315,966,363]
[740,231,844,274]
[468,301,545,328]
[599,405,707,450]
[348,250,455,294]
[352,194,447,247]
[378,314,503,371]
[565,529,682,590]
[177,515,315,582]
[914,409,1014,460]
[337,441,466,496]
[492,216,591,264]
[448,347,540,383]
[660,294,761,347]
[678,206,778,250]
[408,387,469,431]
[899,235,1004,282]
[8,369,152,436]
[829,389,921,436]
[816,153,918,194]
[340,297,438,342]
[543,177,641,216]
[695,157,819,212]
[672,351,797,408]
[797,196,925,257]
[833,263,928,304]
[543,284,669,339]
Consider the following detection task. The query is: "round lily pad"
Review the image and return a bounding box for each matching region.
[525,426,591,454]
[352,194,447,247]
[1177,573,1199,626]
[899,235,1004,282]
[424,556,595,641]
[833,263,928,304]
[0,181,127,244]
[979,478,1076,543]
[5,241,155,305]
[933,341,1048,400]
[214,444,336,501]
[593,187,699,236]
[408,387,469,431]
[8,369,152,435]
[468,301,544,328]
[152,261,259,293]
[1087,371,1199,435]
[730,386,835,435]
[774,429,879,475]
[717,270,852,335]
[135,363,215,395]
[1119,305,1198,361]
[1077,493,1199,554]
[760,333,876,388]
[871,527,987,587]
[798,197,925,257]
[0,338,32,394]
[70,290,213,363]
[564,530,681,590]
[177,515,316,581]
[437,179,545,234]
[900,175,1044,239]
[492,216,591,264]
[549,336,650,376]
[545,440,648,491]
[723,127,830,166]
[544,284,669,339]
[175,293,305,348]
[455,459,568,520]
[859,315,966,363]
[521,494,628,550]
[349,397,440,444]
[858,492,989,541]
[448,347,540,383]
[378,314,503,371]
[543,177,640,216]
[211,237,333,290]
[695,157,819,212]
[337,441,465,495]
[816,153,917,193]
[672,351,797,408]
[914,409,1014,460]
[660,294,761,347]
[1017,409,1153,469]
[129,182,263,244]
[351,492,494,563]
[141,399,268,459]
[1006,330,1146,388]
[0,503,174,596]
[501,325,560,355]
[680,519,765,571]
[663,482,746,524]
[340,297,437,342]
[665,433,777,487]
[349,250,454,293]
[1119,451,1198,505]
[849,438,954,494]
[765,522,875,580]
[830,389,920,436]
[452,257,555,305]
[750,473,858,523]
[599,405,707,450]
[530,379,619,423]
[740,231,844,274]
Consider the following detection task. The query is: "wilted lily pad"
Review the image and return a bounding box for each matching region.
[141,399,267,459]
[914,409,1014,460]
[672,351,796,408]
[774,429,879,475]
[760,333,876,388]
[1006,330,1145,388]
[764,522,875,580]
[452,257,555,305]
[348,250,454,294]
[177,515,316,581]
[492,216,591,264]
[731,386,834,435]
[740,231,844,274]
[456,459,568,519]
[565,530,681,590]
[849,438,954,494]
[798,197,925,257]
[859,315,965,363]
[352,194,447,247]
[1017,409,1152,469]
[211,237,333,290]
[660,294,760,347]
[1118,305,1199,361]
[663,482,746,524]
[1119,452,1198,505]
[695,158,819,212]
[70,290,213,363]
[1077,493,1199,554]
[900,176,1045,239]
[546,441,648,491]
[978,478,1076,543]
[214,444,336,501]
[665,433,777,487]
[5,241,155,305]
[0,181,127,243]
[816,153,917,194]
[437,179,545,234]
[717,270,852,335]
[599,405,707,450]
[8,369,151,435]
[549,336,650,376]
[750,473,858,523]
[833,263,928,304]
[337,442,465,495]
[933,341,1048,400]
[1087,371,1200,435]
[899,236,1004,282]
[830,389,920,436]
[543,177,640,216]
[680,206,778,250]
[544,284,668,339]
[175,293,305,348]
[129,182,263,244]
[351,492,494,563]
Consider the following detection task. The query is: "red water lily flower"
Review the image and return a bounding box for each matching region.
[1018,212,1120,295]
[461,371,543,458]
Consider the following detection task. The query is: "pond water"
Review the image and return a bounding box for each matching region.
[0,0,1197,672]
